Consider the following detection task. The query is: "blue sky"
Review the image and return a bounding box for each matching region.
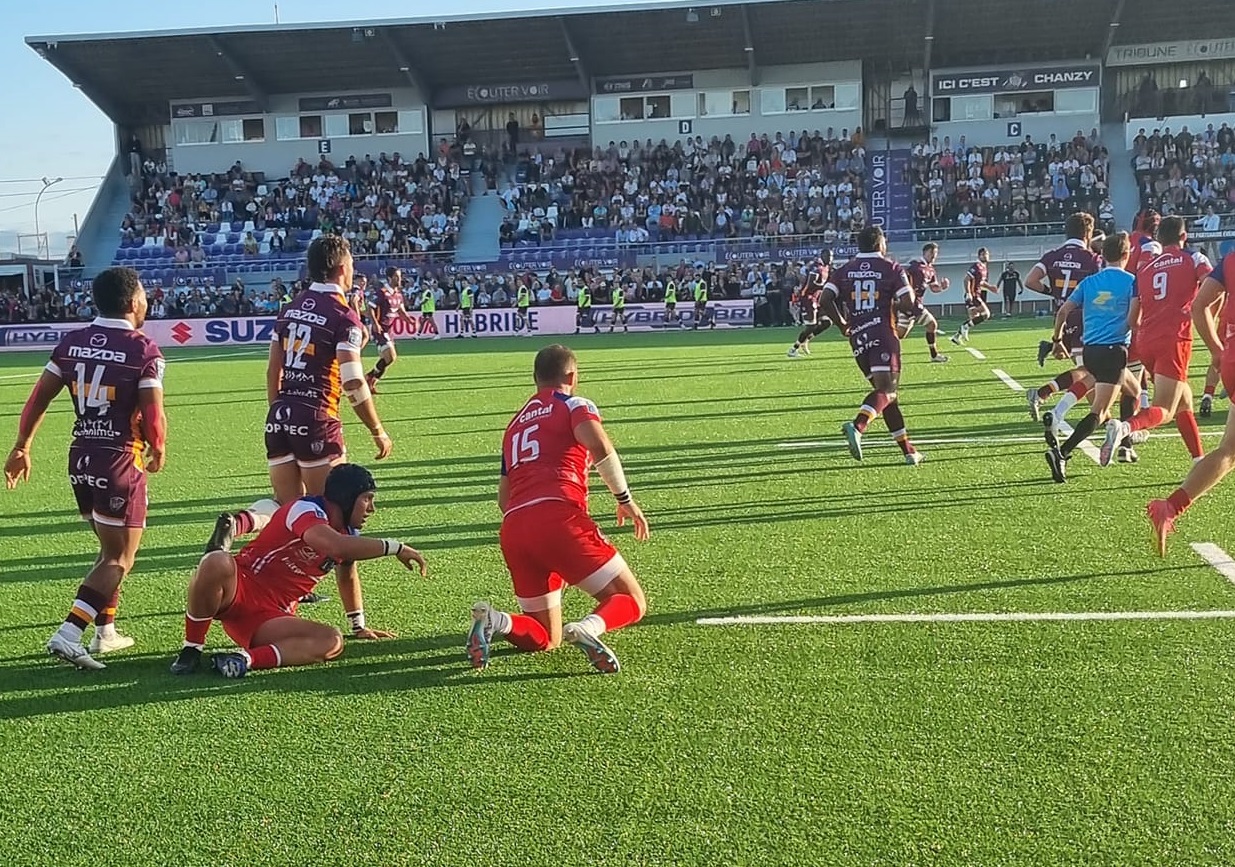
[0,0,658,255]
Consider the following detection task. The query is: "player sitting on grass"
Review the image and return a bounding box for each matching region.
[467,344,650,674]
[170,463,426,678]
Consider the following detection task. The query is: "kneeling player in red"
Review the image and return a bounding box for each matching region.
[170,464,426,677]
[467,345,650,674]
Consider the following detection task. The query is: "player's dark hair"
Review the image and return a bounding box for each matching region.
[856,226,884,254]
[1065,211,1094,241]
[922,242,939,254]
[819,248,834,266]
[1157,215,1185,246]
[323,463,377,529]
[533,344,578,386]
[385,266,401,282]
[307,235,351,283]
[1134,208,1160,235]
[1103,231,1131,263]
[977,247,989,257]
[92,267,143,317]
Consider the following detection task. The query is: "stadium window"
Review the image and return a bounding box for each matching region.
[809,85,835,110]
[174,120,219,146]
[218,118,266,143]
[760,88,787,115]
[698,89,750,117]
[952,94,993,121]
[785,87,810,112]
[1054,88,1097,114]
[276,116,300,141]
[731,90,751,115]
[299,115,323,138]
[242,118,265,141]
[1000,90,1053,115]
[593,97,620,123]
[348,112,374,135]
[396,109,424,134]
[619,97,644,121]
[324,114,349,138]
[375,111,399,134]
[645,95,670,118]
[833,82,860,110]
[932,97,951,123]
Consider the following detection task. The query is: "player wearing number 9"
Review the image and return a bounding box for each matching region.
[5,267,167,671]
[466,344,650,674]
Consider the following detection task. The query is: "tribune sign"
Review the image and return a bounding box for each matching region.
[1107,39,1235,67]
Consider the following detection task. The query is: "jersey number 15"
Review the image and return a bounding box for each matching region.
[507,425,541,468]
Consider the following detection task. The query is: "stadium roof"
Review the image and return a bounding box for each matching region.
[29,0,1228,127]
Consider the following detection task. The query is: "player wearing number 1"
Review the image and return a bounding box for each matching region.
[467,345,650,674]
[822,226,924,466]
[4,267,167,670]
[1107,216,1212,461]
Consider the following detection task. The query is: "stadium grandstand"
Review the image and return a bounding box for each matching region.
[13,0,1235,320]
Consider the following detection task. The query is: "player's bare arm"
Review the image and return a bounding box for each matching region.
[4,371,64,488]
[1024,263,1051,296]
[333,559,397,640]
[137,378,167,475]
[573,417,650,541]
[1051,299,1079,360]
[1193,277,1226,356]
[338,346,392,459]
[497,474,511,513]
[300,522,427,572]
[819,286,847,334]
[265,338,283,406]
[1126,296,1142,333]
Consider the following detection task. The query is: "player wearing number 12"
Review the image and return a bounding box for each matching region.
[467,345,650,674]
[4,267,167,670]
[822,226,923,466]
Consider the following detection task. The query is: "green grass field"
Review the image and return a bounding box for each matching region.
[2,321,1234,866]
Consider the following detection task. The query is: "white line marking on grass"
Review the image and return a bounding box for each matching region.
[696,610,1235,626]
[990,367,1099,463]
[965,346,987,360]
[0,372,37,381]
[1191,542,1235,586]
[180,349,270,361]
[777,431,1224,451]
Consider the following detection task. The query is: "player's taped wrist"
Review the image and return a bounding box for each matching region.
[381,539,404,557]
[346,381,372,407]
[594,452,630,502]
[346,609,366,633]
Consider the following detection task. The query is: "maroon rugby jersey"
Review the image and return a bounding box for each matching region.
[904,258,937,301]
[46,317,164,462]
[825,253,913,329]
[966,260,989,296]
[272,283,364,419]
[1034,238,1102,306]
[371,283,406,331]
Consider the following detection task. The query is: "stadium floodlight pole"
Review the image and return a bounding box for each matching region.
[34,176,63,260]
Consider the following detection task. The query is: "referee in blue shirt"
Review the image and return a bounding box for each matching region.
[1045,232,1139,480]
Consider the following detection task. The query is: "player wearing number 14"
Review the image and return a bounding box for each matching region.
[4,267,167,670]
[467,345,650,674]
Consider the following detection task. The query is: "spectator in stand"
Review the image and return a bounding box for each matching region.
[1133,123,1233,223]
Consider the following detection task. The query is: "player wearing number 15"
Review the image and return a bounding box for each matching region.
[4,267,167,670]
[264,235,392,506]
[467,345,650,674]
[1113,216,1213,460]
[822,226,923,466]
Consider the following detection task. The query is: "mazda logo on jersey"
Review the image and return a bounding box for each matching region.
[89,333,107,348]
[301,297,317,311]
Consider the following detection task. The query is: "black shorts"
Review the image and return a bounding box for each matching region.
[1082,343,1129,385]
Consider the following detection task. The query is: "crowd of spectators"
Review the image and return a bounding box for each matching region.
[909,131,1111,235]
[118,146,470,267]
[499,129,870,248]
[1131,123,1235,224]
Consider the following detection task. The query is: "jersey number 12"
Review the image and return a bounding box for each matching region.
[284,322,313,369]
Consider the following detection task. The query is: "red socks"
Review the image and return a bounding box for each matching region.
[1176,411,1204,459]
[1167,488,1194,515]
[505,614,551,652]
[1066,379,1089,400]
[1129,406,1167,432]
[594,594,644,632]
[233,510,256,536]
[247,644,281,670]
[184,614,211,648]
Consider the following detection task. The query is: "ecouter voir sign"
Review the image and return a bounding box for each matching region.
[0,301,756,351]
[435,80,590,106]
[933,63,1100,95]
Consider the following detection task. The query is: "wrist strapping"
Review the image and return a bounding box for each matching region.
[594,452,630,502]
[345,381,372,407]
[346,609,366,633]
[381,539,404,557]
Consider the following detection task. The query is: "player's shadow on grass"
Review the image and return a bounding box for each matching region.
[638,564,1204,628]
[0,632,582,720]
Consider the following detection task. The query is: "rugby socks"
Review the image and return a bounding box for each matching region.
[57,585,110,644]
[1061,412,1100,457]
[1129,407,1168,431]
[1176,411,1204,459]
[1166,487,1194,516]
[94,589,120,635]
[853,392,892,434]
[245,645,281,670]
[926,330,939,359]
[587,593,643,634]
[1053,380,1089,423]
[793,328,813,349]
[1119,395,1137,448]
[232,499,277,538]
[883,402,915,456]
[1038,370,1076,401]
[369,358,389,381]
[233,510,256,536]
[1204,383,1217,398]
[504,614,551,652]
[183,614,212,650]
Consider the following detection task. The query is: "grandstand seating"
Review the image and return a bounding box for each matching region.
[111,153,469,286]
[909,134,1109,238]
[1131,123,1235,220]
[500,131,868,251]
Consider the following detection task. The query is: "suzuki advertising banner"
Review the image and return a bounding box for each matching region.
[0,301,755,351]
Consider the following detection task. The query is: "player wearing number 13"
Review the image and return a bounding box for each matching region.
[1111,216,1213,460]
[822,226,923,465]
[467,345,650,674]
[4,267,167,670]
